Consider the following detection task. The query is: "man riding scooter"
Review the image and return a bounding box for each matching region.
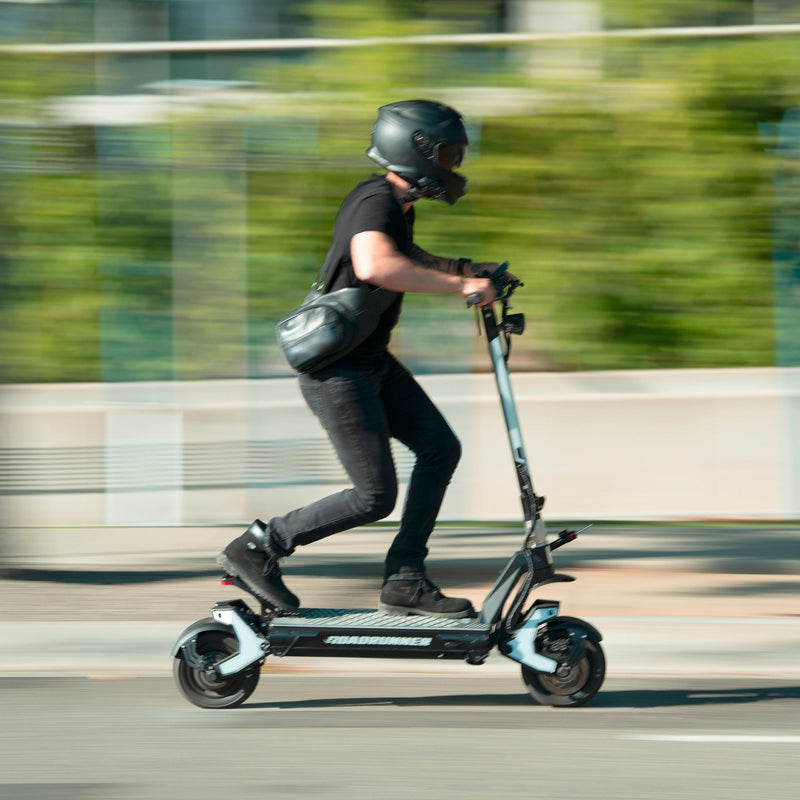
[218,100,508,618]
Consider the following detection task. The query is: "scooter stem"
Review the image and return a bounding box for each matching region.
[481,305,545,544]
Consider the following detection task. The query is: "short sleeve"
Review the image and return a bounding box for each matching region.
[349,190,403,238]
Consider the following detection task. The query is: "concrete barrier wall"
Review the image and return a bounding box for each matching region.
[1,367,798,527]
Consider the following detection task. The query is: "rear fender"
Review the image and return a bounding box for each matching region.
[171,617,232,661]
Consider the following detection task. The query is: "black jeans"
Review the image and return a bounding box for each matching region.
[265,353,461,579]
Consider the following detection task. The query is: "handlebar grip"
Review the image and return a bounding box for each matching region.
[465,292,483,308]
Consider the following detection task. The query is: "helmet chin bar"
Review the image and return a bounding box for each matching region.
[402,172,466,206]
[421,173,467,206]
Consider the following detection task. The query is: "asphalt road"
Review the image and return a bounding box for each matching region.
[2,673,799,800]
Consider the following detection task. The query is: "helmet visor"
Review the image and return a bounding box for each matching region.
[435,142,465,170]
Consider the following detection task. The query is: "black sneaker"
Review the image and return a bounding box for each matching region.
[379,568,475,619]
[216,521,300,611]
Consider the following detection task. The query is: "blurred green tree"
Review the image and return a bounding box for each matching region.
[2,3,799,380]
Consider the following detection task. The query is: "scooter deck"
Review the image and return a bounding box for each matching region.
[264,607,492,661]
[272,608,489,629]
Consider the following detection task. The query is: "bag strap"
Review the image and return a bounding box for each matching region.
[310,246,339,293]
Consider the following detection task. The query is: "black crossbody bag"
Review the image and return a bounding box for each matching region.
[276,252,397,374]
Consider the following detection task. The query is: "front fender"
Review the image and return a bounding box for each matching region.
[544,615,603,643]
[539,616,603,668]
[171,617,231,658]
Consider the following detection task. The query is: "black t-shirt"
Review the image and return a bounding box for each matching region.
[321,174,412,367]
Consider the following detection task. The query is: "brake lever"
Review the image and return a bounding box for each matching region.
[475,262,521,301]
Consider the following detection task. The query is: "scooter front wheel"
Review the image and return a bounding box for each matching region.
[173,629,260,709]
[521,637,605,707]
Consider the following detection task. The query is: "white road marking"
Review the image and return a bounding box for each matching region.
[622,735,800,744]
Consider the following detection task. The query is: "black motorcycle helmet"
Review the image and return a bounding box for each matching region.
[366,99,469,205]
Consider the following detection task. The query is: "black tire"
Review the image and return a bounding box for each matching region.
[521,635,605,708]
[173,628,260,709]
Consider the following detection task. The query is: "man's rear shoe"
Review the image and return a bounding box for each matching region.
[216,520,299,611]
[379,568,475,619]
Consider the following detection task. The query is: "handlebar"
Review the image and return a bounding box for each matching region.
[465,261,522,308]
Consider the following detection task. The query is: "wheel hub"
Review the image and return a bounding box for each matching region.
[539,658,590,695]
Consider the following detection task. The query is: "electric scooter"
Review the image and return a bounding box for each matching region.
[171,268,606,709]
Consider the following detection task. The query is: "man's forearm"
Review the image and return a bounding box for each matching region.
[409,244,472,276]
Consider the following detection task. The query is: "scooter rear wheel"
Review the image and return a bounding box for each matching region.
[521,638,605,707]
[173,629,260,709]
